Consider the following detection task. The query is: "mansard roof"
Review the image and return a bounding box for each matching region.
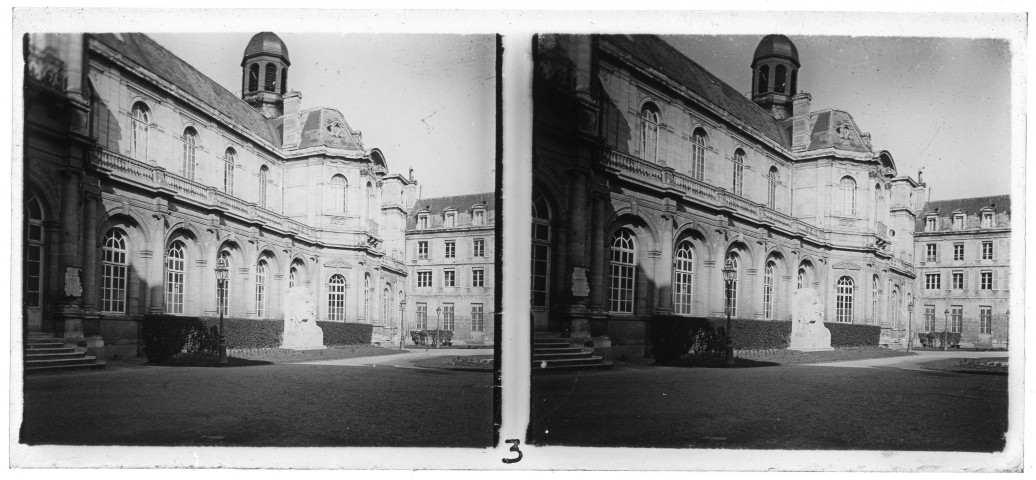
[919,195,1011,218]
[91,33,282,147]
[407,193,495,230]
[269,107,365,152]
[599,35,791,147]
[803,109,873,153]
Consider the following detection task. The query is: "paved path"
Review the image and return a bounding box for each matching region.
[297,347,490,368]
[800,350,1008,371]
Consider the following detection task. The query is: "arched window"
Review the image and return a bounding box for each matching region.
[768,167,779,209]
[224,148,236,194]
[101,229,129,313]
[255,259,267,318]
[259,166,269,209]
[382,287,391,326]
[363,275,372,323]
[182,128,197,180]
[366,182,375,221]
[24,193,44,308]
[217,251,231,316]
[131,102,150,161]
[796,267,805,290]
[836,276,854,323]
[531,194,551,309]
[871,275,879,325]
[890,289,899,329]
[790,69,797,95]
[732,149,745,196]
[640,103,660,162]
[331,174,348,214]
[609,229,636,313]
[725,253,740,317]
[288,266,297,289]
[264,63,278,92]
[673,240,694,315]
[763,260,776,319]
[775,65,787,94]
[327,274,346,321]
[758,65,769,94]
[839,176,857,216]
[248,64,260,92]
[165,241,186,314]
[280,68,288,94]
[690,128,707,181]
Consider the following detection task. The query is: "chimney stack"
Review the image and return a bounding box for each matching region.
[791,93,812,152]
[283,91,302,148]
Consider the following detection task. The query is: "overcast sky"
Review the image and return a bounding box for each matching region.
[661,34,1013,202]
[149,33,496,199]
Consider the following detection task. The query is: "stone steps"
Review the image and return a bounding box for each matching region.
[24,335,106,374]
[532,332,611,372]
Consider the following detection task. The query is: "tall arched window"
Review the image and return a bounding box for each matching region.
[690,128,707,181]
[836,276,854,323]
[673,240,694,315]
[640,103,660,162]
[331,174,348,214]
[288,266,297,289]
[363,275,372,323]
[796,267,805,290]
[732,149,745,196]
[763,260,776,319]
[131,103,150,161]
[327,274,346,321]
[871,275,879,325]
[165,241,186,314]
[382,287,391,326]
[890,289,899,329]
[531,194,551,309]
[839,176,857,216]
[24,193,44,308]
[758,65,769,94]
[609,229,636,313]
[768,167,779,209]
[725,253,740,317]
[217,251,231,316]
[224,148,236,194]
[182,128,197,180]
[280,68,288,94]
[101,229,129,313]
[259,166,269,209]
[775,65,787,94]
[248,64,260,92]
[255,259,267,318]
[264,63,278,92]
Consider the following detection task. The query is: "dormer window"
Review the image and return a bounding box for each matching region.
[473,207,486,226]
[925,216,936,232]
[952,213,965,230]
[444,211,457,228]
[981,211,994,228]
[417,213,429,229]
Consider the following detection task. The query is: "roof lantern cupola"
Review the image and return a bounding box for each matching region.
[751,34,800,121]
[241,32,290,119]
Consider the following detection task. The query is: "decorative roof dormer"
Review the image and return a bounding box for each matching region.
[751,34,800,121]
[241,32,290,119]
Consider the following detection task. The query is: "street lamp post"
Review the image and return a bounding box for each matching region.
[943,308,950,351]
[398,294,407,350]
[906,300,914,353]
[214,256,229,364]
[435,306,442,349]
[722,259,737,368]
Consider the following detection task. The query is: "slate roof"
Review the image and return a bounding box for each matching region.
[599,35,791,147]
[805,109,872,153]
[915,194,1011,230]
[90,33,281,147]
[243,32,290,64]
[407,193,495,230]
[268,108,365,152]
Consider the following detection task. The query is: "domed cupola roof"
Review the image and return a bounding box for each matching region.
[752,34,799,68]
[242,32,290,65]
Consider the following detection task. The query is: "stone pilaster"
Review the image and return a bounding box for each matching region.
[654,214,674,314]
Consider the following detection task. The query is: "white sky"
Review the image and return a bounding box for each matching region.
[662,34,1013,202]
[150,33,497,199]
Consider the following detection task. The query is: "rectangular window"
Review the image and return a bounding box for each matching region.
[473,238,485,258]
[952,215,965,230]
[444,240,455,259]
[474,210,485,225]
[953,243,964,261]
[925,244,937,262]
[950,305,963,333]
[444,269,456,287]
[472,268,485,287]
[924,273,941,290]
[981,212,994,228]
[418,215,428,229]
[471,303,484,332]
[925,217,936,232]
[979,306,992,334]
[923,305,935,332]
[982,241,994,260]
[418,241,428,260]
[442,303,455,331]
[444,212,456,228]
[951,271,964,290]
[980,271,993,290]
[416,302,428,330]
[417,271,432,288]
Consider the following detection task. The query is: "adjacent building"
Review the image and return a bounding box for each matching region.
[23,32,419,356]
[405,194,495,345]
[912,195,1010,348]
[533,35,925,357]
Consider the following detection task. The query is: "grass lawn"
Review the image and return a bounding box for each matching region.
[152,344,403,367]
[656,346,914,368]
[412,354,494,371]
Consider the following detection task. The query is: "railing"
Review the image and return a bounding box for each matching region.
[90,147,317,240]
[603,149,665,184]
[889,257,915,275]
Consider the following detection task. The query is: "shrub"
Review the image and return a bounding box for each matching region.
[649,315,791,361]
[723,318,791,350]
[826,323,881,347]
[141,315,218,362]
[410,329,453,346]
[199,317,283,349]
[317,321,373,346]
[917,331,962,348]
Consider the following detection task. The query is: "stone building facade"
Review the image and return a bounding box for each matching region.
[533,35,925,357]
[22,32,417,357]
[405,194,495,345]
[912,195,1010,348]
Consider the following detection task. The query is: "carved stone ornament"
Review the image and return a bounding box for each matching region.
[324,258,353,269]
[64,267,83,297]
[838,217,856,227]
[832,260,862,270]
[836,123,855,140]
[281,287,326,351]
[327,121,346,139]
[789,288,833,351]
[329,216,349,226]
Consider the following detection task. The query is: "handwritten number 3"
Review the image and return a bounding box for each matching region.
[501,439,523,464]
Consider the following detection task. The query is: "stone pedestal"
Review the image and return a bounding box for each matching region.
[281,287,325,351]
[789,288,833,351]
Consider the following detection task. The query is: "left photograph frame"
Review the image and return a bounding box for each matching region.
[13,10,502,466]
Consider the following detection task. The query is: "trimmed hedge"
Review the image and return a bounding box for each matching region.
[918,331,962,348]
[317,321,374,346]
[141,314,219,362]
[198,317,283,349]
[826,323,881,347]
[410,329,453,346]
